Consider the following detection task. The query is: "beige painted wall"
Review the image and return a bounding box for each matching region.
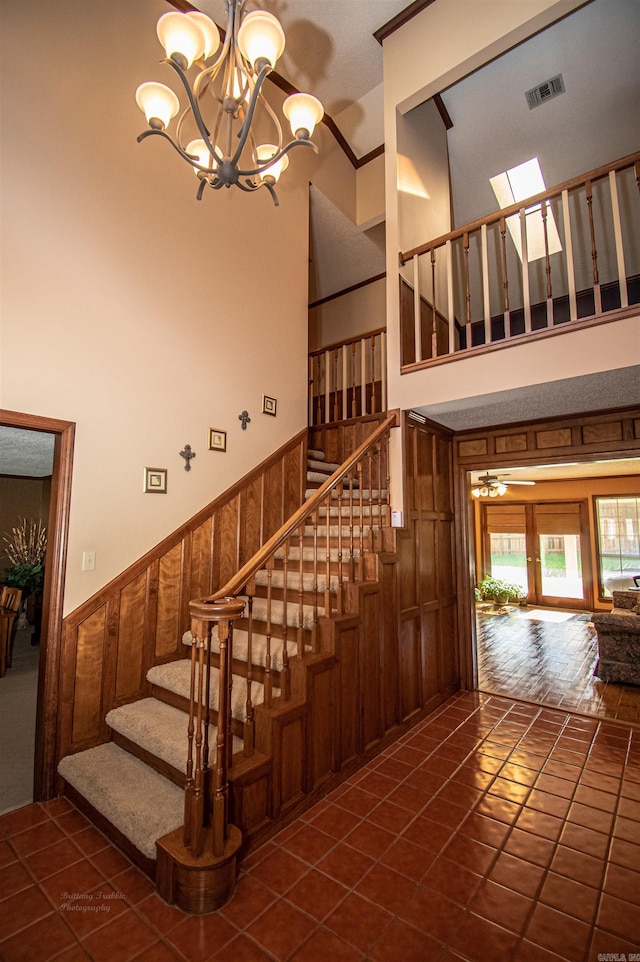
[309,278,386,353]
[0,0,352,615]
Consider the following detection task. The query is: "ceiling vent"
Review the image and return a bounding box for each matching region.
[525,74,565,109]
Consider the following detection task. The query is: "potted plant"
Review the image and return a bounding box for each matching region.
[2,518,47,629]
[477,575,525,610]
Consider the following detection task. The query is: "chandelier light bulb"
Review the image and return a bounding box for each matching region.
[135,82,180,130]
[283,93,324,139]
[256,144,290,183]
[157,12,205,68]
[186,139,215,174]
[186,12,220,61]
[237,11,285,69]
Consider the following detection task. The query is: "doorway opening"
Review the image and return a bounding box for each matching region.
[0,410,75,809]
[467,457,640,724]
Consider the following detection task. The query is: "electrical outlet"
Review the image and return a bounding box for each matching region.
[82,551,96,572]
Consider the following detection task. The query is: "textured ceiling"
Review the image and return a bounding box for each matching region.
[413,367,640,432]
[0,428,55,478]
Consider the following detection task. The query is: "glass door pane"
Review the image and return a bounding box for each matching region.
[489,532,528,594]
[539,534,583,599]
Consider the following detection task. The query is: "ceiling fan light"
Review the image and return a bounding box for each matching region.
[471,487,482,499]
[157,12,205,68]
[495,483,508,496]
[283,93,324,139]
[256,144,289,183]
[186,12,220,61]
[135,81,180,130]
[238,11,285,69]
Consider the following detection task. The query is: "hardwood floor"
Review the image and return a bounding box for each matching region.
[477,604,640,725]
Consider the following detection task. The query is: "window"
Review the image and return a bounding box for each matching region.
[489,157,562,263]
[595,497,640,597]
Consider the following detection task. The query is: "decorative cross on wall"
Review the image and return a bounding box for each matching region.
[238,411,251,430]
[179,444,196,471]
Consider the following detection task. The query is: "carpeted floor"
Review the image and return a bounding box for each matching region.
[0,628,39,814]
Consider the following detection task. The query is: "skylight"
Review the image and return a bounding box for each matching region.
[490,157,562,262]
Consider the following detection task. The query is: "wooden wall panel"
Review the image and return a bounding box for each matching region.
[155,543,184,658]
[421,607,440,702]
[219,498,241,588]
[333,620,360,767]
[284,446,303,520]
[399,617,421,719]
[241,477,264,566]
[264,464,283,541]
[190,518,214,600]
[115,573,147,701]
[455,409,640,470]
[359,587,383,753]
[72,608,107,745]
[437,603,458,692]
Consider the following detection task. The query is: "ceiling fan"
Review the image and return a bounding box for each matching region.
[470,472,536,498]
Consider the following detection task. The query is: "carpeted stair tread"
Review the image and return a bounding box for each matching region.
[254,569,339,592]
[307,449,325,461]
[276,545,361,563]
[147,661,273,718]
[106,699,242,773]
[307,459,341,473]
[248,596,321,629]
[58,742,184,860]
[181,628,300,669]
[305,488,387,500]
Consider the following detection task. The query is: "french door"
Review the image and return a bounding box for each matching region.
[483,501,592,609]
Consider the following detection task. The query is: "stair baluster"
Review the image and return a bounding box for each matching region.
[244,593,254,756]
[357,461,365,580]
[264,561,273,707]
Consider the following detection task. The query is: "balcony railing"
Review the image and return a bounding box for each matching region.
[309,328,387,425]
[399,152,640,371]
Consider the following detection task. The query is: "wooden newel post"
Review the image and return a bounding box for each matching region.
[156,595,245,915]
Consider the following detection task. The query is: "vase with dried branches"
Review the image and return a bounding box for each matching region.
[3,517,47,628]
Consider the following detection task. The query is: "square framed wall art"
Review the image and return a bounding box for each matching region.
[262,395,277,417]
[208,428,227,452]
[144,467,167,493]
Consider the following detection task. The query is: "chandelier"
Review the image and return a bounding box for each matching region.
[135,1,324,206]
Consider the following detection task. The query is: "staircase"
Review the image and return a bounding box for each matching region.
[58,418,397,910]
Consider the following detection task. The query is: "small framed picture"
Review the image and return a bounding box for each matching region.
[208,428,227,452]
[144,467,167,493]
[262,395,277,417]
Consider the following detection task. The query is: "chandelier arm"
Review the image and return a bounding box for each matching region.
[236,137,317,179]
[163,58,224,166]
[137,128,217,175]
[235,177,279,207]
[260,96,285,152]
[230,63,272,167]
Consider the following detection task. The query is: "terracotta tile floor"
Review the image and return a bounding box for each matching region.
[2,693,640,961]
[477,606,640,724]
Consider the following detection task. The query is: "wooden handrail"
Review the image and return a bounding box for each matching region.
[192,411,398,606]
[400,150,640,265]
[309,327,387,357]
